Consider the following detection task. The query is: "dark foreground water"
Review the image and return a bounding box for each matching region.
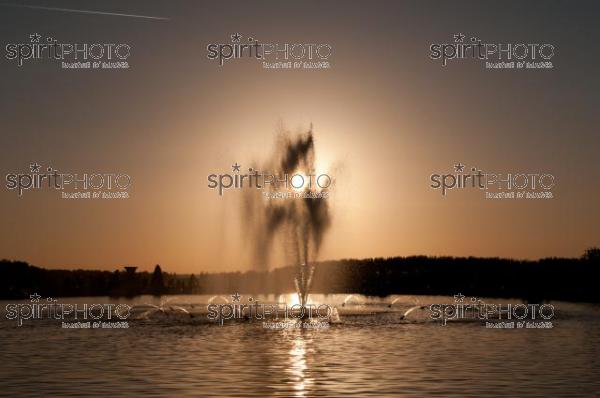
[0,294,598,397]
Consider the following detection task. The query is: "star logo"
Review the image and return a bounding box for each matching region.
[29,33,41,43]
[30,163,41,173]
[231,33,242,42]
[232,163,241,172]
[30,293,41,302]
[454,33,465,43]
[453,293,465,303]
[231,293,241,302]
[454,163,465,172]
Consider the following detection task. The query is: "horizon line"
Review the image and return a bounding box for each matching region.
[1,251,596,274]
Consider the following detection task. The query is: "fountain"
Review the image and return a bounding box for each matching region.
[132,298,193,319]
[295,263,313,308]
[242,125,332,312]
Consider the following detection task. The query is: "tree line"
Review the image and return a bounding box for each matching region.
[1,247,598,302]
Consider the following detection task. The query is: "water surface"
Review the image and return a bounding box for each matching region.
[1,295,598,397]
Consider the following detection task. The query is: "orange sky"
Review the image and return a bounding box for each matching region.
[0,1,598,272]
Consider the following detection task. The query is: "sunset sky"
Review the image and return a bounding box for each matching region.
[1,1,599,272]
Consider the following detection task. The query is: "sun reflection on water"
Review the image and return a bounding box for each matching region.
[288,337,311,397]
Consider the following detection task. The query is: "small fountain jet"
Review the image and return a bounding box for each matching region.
[134,298,193,319]
[400,305,427,320]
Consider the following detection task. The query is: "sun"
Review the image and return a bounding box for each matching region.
[289,158,331,193]
[290,172,308,191]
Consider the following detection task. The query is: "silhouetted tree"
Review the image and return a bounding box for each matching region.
[108,270,121,296]
[150,264,165,296]
[582,247,600,262]
[187,274,199,293]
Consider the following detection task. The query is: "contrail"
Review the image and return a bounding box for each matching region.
[0,3,170,21]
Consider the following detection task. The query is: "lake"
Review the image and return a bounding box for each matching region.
[1,294,598,397]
